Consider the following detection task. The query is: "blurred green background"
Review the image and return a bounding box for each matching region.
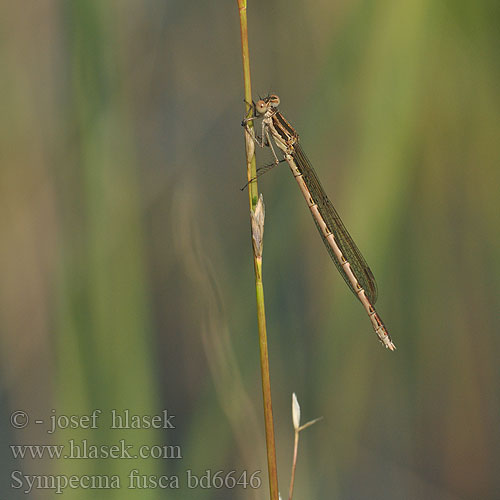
[1,1,499,499]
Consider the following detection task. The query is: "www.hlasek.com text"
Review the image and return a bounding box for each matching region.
[10,439,182,460]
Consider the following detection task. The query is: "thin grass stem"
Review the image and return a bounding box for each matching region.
[237,2,279,499]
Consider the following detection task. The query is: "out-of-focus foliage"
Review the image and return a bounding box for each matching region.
[0,1,499,499]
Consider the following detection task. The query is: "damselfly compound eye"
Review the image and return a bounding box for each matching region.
[255,100,267,115]
[269,95,280,107]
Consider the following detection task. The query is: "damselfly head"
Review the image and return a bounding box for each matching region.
[255,95,280,115]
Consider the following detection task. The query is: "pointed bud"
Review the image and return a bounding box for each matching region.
[251,194,265,258]
[292,392,301,430]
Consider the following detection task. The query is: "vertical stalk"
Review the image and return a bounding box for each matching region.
[288,430,299,500]
[237,2,279,499]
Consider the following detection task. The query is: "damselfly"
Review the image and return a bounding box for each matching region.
[243,94,395,350]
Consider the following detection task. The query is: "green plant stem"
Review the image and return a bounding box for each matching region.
[237,2,279,499]
[288,430,299,500]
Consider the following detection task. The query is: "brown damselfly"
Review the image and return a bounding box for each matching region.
[244,94,395,350]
